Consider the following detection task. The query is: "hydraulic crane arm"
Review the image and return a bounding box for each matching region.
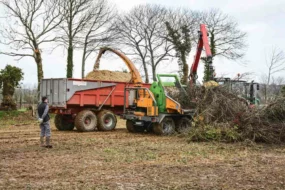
[189,24,213,85]
[93,47,143,84]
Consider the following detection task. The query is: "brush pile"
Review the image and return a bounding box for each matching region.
[175,86,285,144]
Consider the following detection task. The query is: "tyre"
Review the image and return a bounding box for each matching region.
[126,120,135,133]
[126,120,145,133]
[75,110,97,132]
[153,117,175,136]
[144,122,153,133]
[134,125,146,133]
[176,117,192,134]
[97,110,117,131]
[54,114,75,131]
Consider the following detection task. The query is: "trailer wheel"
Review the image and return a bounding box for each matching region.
[176,117,192,134]
[54,114,75,131]
[75,110,97,132]
[153,117,175,136]
[97,110,117,131]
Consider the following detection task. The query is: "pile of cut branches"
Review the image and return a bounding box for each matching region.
[175,86,285,144]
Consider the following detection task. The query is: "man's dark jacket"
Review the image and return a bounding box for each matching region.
[38,102,50,122]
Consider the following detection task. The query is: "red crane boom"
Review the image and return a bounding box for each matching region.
[189,24,213,85]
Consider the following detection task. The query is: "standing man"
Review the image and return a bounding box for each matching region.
[37,96,52,148]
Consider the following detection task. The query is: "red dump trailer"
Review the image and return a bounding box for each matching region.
[40,78,150,132]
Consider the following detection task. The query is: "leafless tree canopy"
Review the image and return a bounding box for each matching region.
[59,0,93,78]
[60,0,93,44]
[115,7,247,82]
[261,47,285,103]
[114,8,150,82]
[79,0,116,78]
[115,4,174,82]
[0,0,62,57]
[265,47,285,82]
[0,0,63,90]
[0,3,252,87]
[166,9,200,44]
[201,9,247,60]
[59,0,115,78]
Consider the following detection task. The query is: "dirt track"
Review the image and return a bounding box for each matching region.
[0,119,285,190]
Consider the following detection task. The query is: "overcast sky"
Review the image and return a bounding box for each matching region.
[0,0,284,86]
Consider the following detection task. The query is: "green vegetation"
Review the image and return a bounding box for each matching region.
[165,21,192,85]
[0,110,20,118]
[189,124,241,142]
[0,110,36,126]
[203,30,216,82]
[0,65,24,110]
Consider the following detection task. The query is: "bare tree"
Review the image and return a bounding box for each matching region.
[115,5,174,82]
[165,9,199,84]
[59,0,98,78]
[200,9,247,60]
[259,74,268,103]
[234,72,255,81]
[0,0,63,91]
[79,0,116,78]
[115,11,150,82]
[271,76,285,99]
[265,47,285,85]
[263,47,285,102]
[196,9,247,82]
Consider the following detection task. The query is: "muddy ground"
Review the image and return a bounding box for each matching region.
[0,118,285,190]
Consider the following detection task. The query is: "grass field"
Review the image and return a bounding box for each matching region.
[0,113,285,189]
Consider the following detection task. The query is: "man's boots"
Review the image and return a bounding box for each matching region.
[40,137,45,147]
[45,136,53,148]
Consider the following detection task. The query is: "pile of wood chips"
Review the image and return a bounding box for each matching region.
[85,70,132,82]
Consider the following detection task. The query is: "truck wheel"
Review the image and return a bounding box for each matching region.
[97,110,117,131]
[126,120,145,133]
[126,120,135,133]
[176,117,192,133]
[153,117,175,136]
[145,122,153,133]
[134,125,145,133]
[54,114,75,131]
[75,110,97,132]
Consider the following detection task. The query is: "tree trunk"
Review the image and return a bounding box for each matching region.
[34,50,44,93]
[204,61,210,82]
[264,85,267,104]
[142,61,149,83]
[81,46,87,79]
[150,52,156,81]
[147,35,156,82]
[20,91,22,109]
[182,63,189,85]
[67,44,73,78]
[266,70,271,104]
[152,66,156,82]
[181,52,189,85]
